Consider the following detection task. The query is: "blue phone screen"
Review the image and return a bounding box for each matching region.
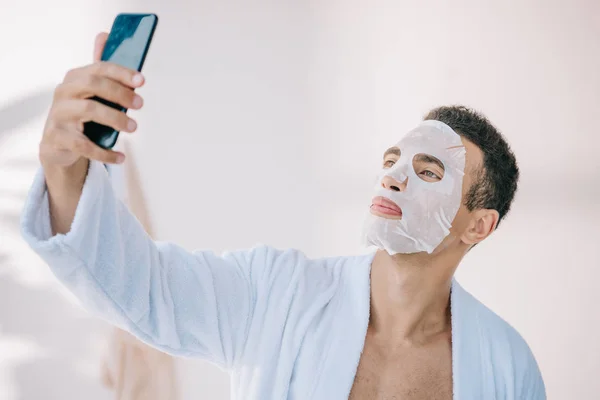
[102,14,157,71]
[83,13,157,149]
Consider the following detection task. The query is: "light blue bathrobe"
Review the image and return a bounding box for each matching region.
[20,161,545,399]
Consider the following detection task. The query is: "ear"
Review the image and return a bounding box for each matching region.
[461,209,499,245]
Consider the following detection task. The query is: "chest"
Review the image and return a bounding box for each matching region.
[349,333,453,400]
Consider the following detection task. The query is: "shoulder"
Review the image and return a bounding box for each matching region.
[221,245,373,294]
[223,244,371,275]
[221,245,322,277]
[454,282,546,398]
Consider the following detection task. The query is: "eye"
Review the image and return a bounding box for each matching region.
[419,170,441,180]
[383,160,396,168]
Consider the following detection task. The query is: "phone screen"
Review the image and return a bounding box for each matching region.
[84,13,158,149]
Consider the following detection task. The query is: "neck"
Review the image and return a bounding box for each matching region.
[369,247,463,344]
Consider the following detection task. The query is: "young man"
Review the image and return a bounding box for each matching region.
[21,33,545,399]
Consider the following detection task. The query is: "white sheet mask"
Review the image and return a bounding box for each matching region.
[362,120,466,254]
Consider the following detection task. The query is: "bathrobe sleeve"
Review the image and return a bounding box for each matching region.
[20,160,261,369]
[522,349,547,399]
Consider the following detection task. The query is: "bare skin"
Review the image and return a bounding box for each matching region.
[349,249,455,400]
[40,32,144,235]
[350,138,499,399]
[350,321,452,399]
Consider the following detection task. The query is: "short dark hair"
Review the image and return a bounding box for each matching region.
[423,105,519,227]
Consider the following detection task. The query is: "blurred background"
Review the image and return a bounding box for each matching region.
[1,0,599,399]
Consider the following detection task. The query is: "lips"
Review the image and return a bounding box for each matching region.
[370,196,403,217]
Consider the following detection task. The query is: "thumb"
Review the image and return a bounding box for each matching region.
[93,32,109,62]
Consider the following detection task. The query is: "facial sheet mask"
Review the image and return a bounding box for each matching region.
[362,120,466,254]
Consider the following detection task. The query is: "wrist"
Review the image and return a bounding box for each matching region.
[43,158,89,187]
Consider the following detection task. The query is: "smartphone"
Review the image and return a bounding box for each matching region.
[83,13,158,149]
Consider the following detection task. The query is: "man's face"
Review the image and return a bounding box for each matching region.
[362,121,481,255]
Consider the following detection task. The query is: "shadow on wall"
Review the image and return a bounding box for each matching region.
[0,87,54,277]
[0,89,55,144]
[0,88,112,399]
[0,275,112,400]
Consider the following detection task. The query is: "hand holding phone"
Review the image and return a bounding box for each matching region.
[84,13,158,149]
[39,14,158,171]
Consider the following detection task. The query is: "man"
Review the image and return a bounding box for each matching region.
[21,32,545,399]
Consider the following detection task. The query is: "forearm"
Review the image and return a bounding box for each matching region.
[43,157,89,235]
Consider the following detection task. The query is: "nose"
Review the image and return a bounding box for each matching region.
[381,175,407,192]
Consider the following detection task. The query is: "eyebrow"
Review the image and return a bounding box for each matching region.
[383,147,400,158]
[414,154,445,171]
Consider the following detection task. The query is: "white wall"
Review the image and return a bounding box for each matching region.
[1,0,598,399]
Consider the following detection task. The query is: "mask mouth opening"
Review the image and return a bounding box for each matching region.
[370,196,403,219]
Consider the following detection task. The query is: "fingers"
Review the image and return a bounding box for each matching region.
[53,99,137,134]
[64,61,144,90]
[47,124,126,164]
[55,75,143,110]
[70,134,125,164]
[58,61,145,112]
[93,32,109,62]
[41,33,141,168]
